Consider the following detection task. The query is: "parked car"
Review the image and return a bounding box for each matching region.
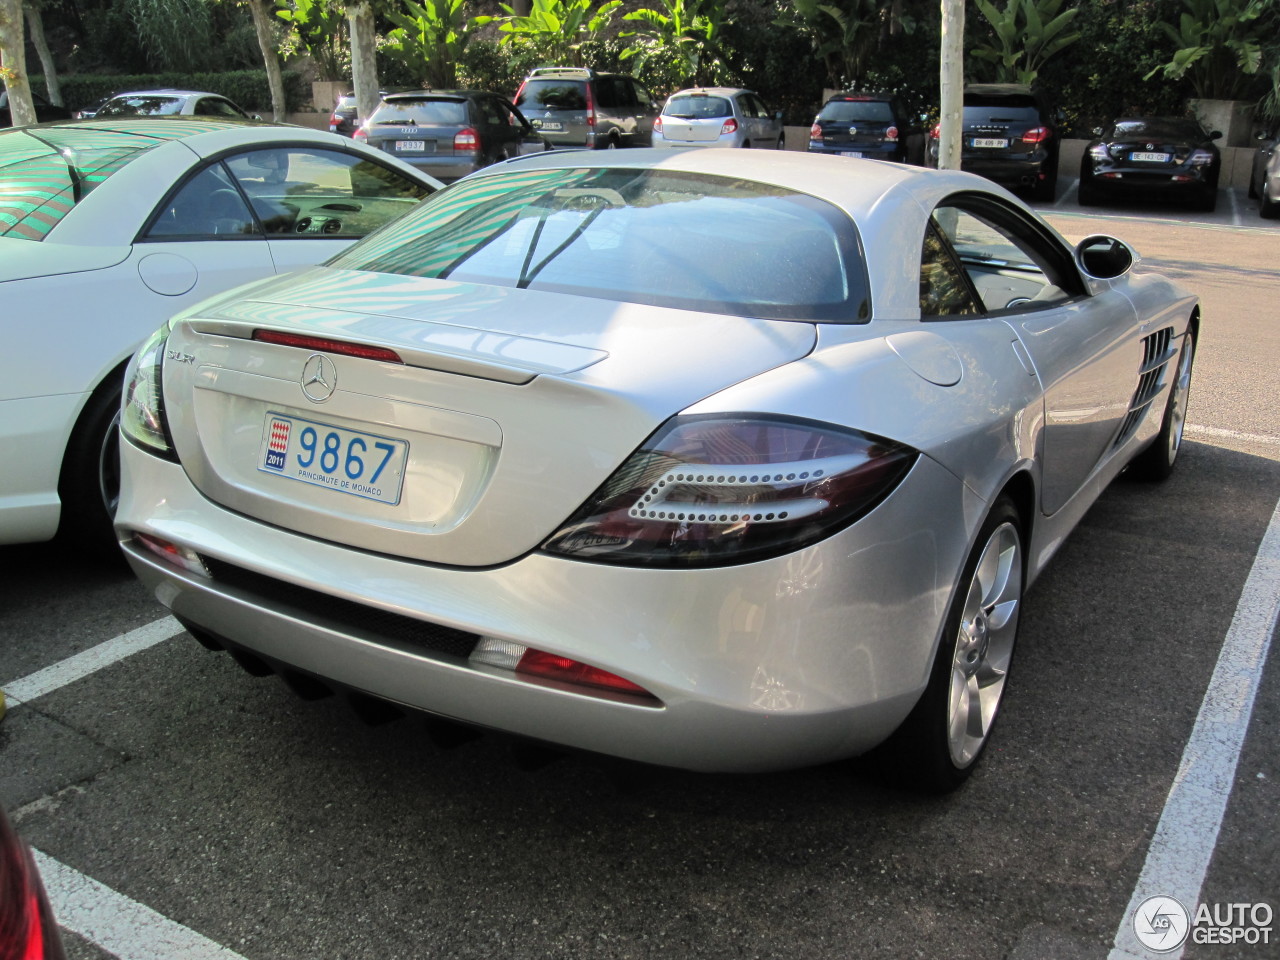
[0,117,441,548]
[514,67,658,149]
[928,83,1060,200]
[116,148,1198,791]
[95,89,255,120]
[0,89,72,127]
[73,94,114,120]
[808,92,921,163]
[652,87,784,150]
[329,91,388,137]
[355,90,548,181]
[1248,125,1279,218]
[0,805,66,959]
[1080,116,1222,211]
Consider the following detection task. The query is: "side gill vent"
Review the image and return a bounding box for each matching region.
[1114,326,1174,448]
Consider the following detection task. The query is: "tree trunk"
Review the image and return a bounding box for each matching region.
[0,0,37,125]
[24,4,60,105]
[247,0,287,121]
[938,0,964,171]
[348,1,380,132]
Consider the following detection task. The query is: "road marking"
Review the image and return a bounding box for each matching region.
[1109,494,1280,959]
[1227,185,1241,226]
[2,616,184,707]
[1185,423,1280,447]
[1053,179,1077,208]
[33,849,250,960]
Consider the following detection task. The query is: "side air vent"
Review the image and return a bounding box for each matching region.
[1114,327,1174,447]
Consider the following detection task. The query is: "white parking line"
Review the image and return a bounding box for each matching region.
[2,616,184,707]
[1109,494,1280,959]
[33,849,250,960]
[1185,423,1280,447]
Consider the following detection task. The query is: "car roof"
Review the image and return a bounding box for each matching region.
[826,91,898,102]
[963,83,1035,97]
[106,89,225,99]
[459,147,1051,322]
[669,87,755,98]
[383,90,492,101]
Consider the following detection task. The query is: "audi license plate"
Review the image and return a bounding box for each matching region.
[971,138,1008,148]
[1130,151,1170,162]
[840,151,866,158]
[395,140,427,152]
[259,413,409,505]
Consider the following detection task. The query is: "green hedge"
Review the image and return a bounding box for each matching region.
[37,70,309,115]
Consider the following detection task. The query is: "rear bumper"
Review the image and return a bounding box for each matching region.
[807,143,902,161]
[393,156,485,182]
[115,442,975,772]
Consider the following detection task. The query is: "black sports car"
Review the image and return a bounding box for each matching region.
[1079,117,1222,211]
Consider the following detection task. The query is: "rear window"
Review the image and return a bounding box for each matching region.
[0,126,162,239]
[818,100,894,123]
[330,166,869,322]
[371,99,468,126]
[664,95,732,119]
[98,96,185,117]
[1108,119,1205,140]
[516,81,587,112]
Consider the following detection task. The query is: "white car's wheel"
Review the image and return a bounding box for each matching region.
[58,374,123,550]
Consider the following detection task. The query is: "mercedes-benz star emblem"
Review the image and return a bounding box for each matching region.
[300,354,337,403]
[1147,143,1155,150]
[848,125,858,136]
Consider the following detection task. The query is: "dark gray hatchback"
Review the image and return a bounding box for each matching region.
[514,67,658,149]
[355,91,547,181]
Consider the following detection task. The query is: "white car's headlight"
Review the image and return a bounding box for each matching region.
[543,415,917,567]
[121,322,175,459]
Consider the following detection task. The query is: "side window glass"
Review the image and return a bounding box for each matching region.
[596,79,621,109]
[223,147,432,238]
[932,204,1069,311]
[920,221,980,317]
[634,83,653,109]
[145,164,258,239]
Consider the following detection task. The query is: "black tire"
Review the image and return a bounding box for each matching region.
[879,496,1024,793]
[1077,160,1101,206]
[1261,180,1280,219]
[1196,186,1218,213]
[1030,163,1057,201]
[57,371,124,550]
[1248,175,1259,200]
[1128,330,1195,482]
[776,134,786,151]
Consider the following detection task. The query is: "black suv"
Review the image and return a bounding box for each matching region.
[808,92,922,164]
[928,84,1060,200]
[514,67,658,149]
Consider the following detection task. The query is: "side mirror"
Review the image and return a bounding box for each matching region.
[1076,235,1136,280]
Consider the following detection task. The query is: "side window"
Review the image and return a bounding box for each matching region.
[930,201,1076,312]
[145,164,259,239]
[479,99,505,127]
[752,96,771,119]
[195,98,240,118]
[920,221,980,317]
[633,83,653,110]
[223,147,432,238]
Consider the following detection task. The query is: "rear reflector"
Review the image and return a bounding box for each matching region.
[470,638,659,701]
[252,330,403,363]
[133,533,210,577]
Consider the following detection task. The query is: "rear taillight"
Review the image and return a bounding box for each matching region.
[133,533,210,577]
[122,323,175,460]
[454,127,479,151]
[352,127,368,143]
[720,118,738,135]
[251,329,403,363]
[585,83,596,127]
[930,122,941,139]
[885,125,899,141]
[809,121,822,141]
[654,115,663,133]
[0,810,65,960]
[542,416,916,567]
[470,639,659,701]
[1021,126,1050,144]
[329,112,341,126]
[513,81,526,106]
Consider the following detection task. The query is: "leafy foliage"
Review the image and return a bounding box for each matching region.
[276,0,349,82]
[1143,0,1275,99]
[383,0,472,87]
[620,0,733,90]
[476,0,621,69]
[121,0,216,72]
[969,0,1080,85]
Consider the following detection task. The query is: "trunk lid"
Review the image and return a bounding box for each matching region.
[163,267,817,566]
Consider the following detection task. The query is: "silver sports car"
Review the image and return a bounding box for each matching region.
[116,148,1198,790]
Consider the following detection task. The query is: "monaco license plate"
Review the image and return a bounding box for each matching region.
[1130,151,1170,162]
[971,137,1008,148]
[395,140,427,152]
[259,413,409,505]
[840,151,866,158]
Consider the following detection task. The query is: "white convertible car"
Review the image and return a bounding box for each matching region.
[116,149,1197,788]
[0,117,440,547]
